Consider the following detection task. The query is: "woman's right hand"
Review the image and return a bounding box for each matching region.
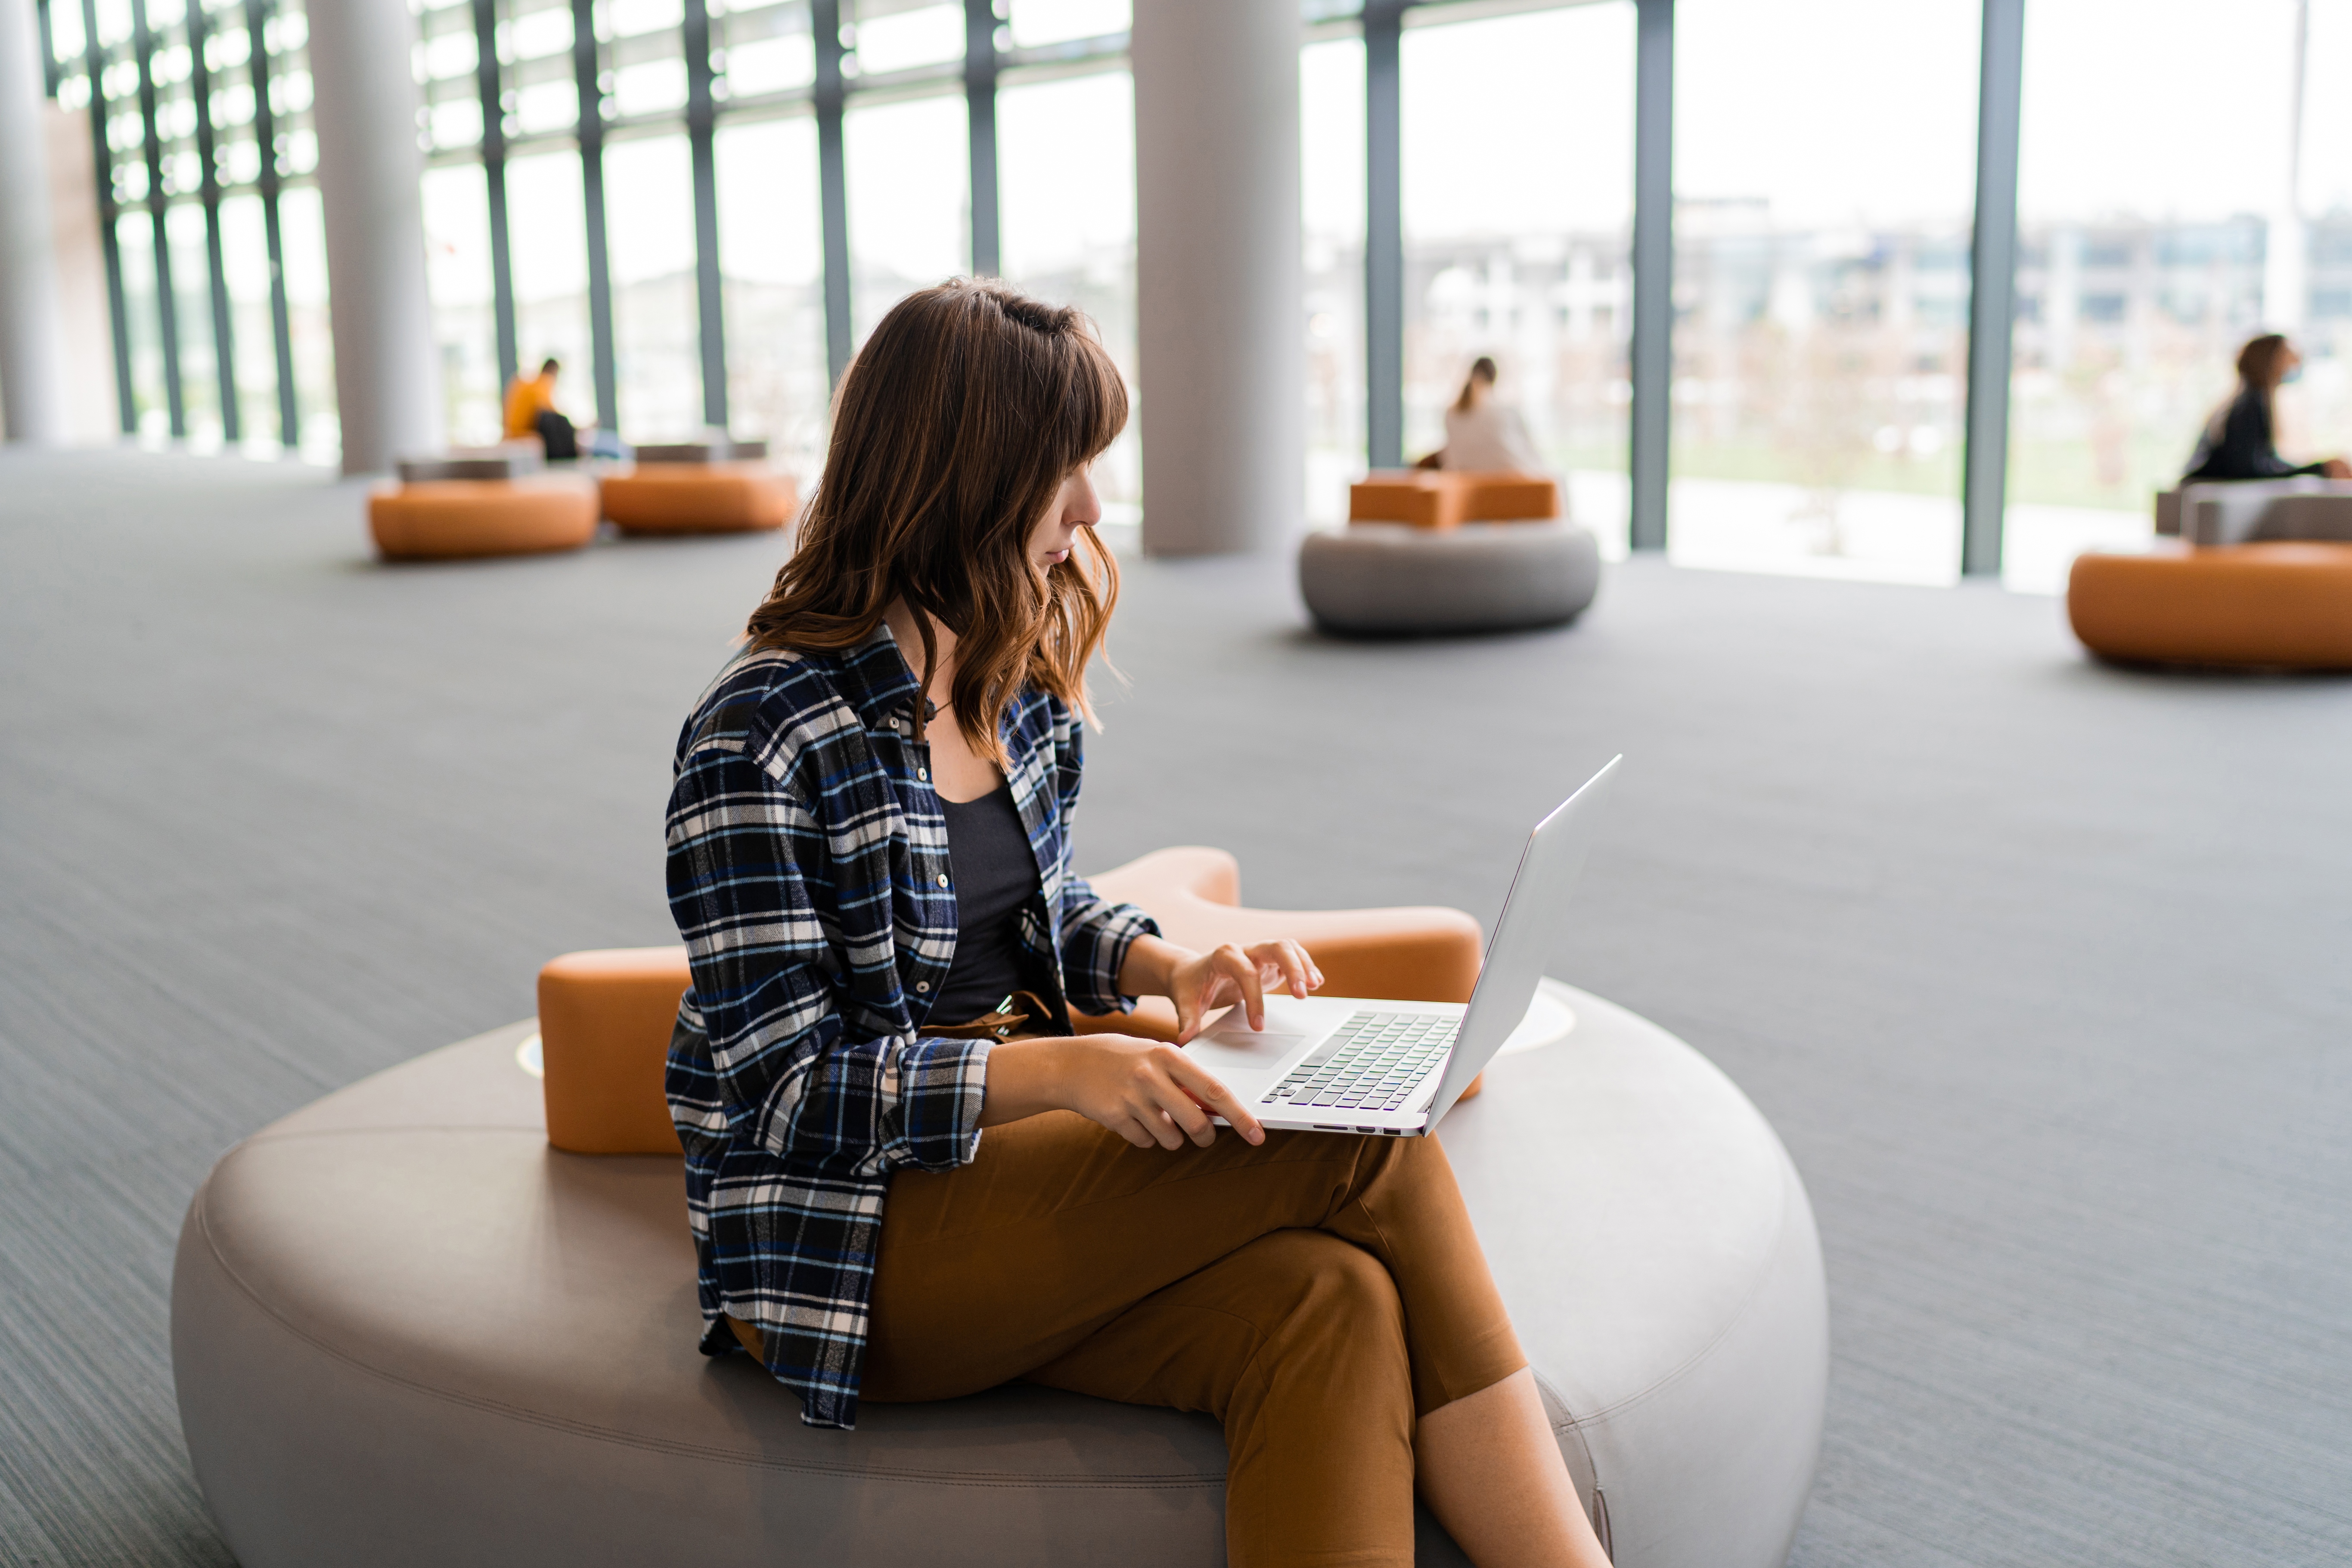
[981,1034,1266,1149]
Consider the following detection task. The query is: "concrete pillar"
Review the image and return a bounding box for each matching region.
[45,105,118,441]
[305,0,443,473]
[1131,0,1303,555]
[0,0,66,443]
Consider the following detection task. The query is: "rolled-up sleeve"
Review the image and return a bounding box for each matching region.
[667,740,986,1178]
[1057,877,1159,1017]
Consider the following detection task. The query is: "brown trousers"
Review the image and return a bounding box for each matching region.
[860,1110,1526,1568]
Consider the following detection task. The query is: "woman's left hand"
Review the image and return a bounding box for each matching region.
[1167,941,1324,1043]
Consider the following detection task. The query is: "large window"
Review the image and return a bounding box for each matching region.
[2002,0,2316,592]
[421,162,503,444]
[1671,0,1982,585]
[715,115,828,472]
[999,67,1140,520]
[1401,0,1634,556]
[43,0,329,449]
[844,92,970,344]
[605,135,703,439]
[1302,32,1365,527]
[70,0,2303,601]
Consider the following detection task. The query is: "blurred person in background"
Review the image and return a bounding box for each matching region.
[1427,356,1545,474]
[503,357,622,461]
[2182,334,2352,482]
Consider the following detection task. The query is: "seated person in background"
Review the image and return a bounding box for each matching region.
[503,356,616,461]
[1435,355,1544,473]
[2183,333,2352,482]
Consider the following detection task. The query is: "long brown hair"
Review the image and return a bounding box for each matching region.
[1453,355,1499,413]
[745,279,1127,762]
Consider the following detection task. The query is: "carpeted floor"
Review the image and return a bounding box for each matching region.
[1,449,2346,1566]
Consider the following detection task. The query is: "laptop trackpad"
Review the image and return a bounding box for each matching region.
[1185,1014,1313,1081]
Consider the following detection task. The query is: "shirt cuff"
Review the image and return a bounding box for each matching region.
[1065,900,1161,1017]
[884,1035,990,1172]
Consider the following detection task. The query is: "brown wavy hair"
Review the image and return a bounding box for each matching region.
[745,279,1127,762]
[2237,333,2292,391]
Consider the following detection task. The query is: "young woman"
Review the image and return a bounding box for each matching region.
[664,279,1610,1568]
[1440,355,1545,474]
[2183,333,2352,482]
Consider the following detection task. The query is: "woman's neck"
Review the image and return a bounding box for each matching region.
[882,598,957,705]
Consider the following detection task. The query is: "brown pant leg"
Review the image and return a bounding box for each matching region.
[1023,1229,1417,1568]
[861,1111,1522,1417]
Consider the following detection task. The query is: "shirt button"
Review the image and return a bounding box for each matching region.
[917,767,928,781]
[915,981,930,992]
[936,873,950,887]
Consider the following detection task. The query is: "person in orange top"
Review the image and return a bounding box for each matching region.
[503,357,583,459]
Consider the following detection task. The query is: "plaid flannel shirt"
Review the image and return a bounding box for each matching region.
[664,627,1157,1429]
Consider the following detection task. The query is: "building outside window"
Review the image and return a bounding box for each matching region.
[998,65,1142,522]
[1302,29,1365,527]
[65,0,2346,601]
[1400,0,1633,557]
[2003,0,2334,593]
[1669,0,1980,586]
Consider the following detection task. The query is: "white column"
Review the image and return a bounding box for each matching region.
[305,0,442,473]
[1131,0,1303,555]
[0,0,66,443]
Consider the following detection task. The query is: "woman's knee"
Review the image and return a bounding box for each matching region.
[1258,1230,1407,1348]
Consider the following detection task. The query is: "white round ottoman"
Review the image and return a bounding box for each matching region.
[172,983,1824,1566]
[1298,523,1602,635]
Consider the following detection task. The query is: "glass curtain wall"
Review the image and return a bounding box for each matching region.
[1399,0,1633,557]
[1302,31,1365,527]
[844,92,971,344]
[999,67,1140,520]
[387,0,1136,480]
[2001,0,2319,592]
[1671,0,1981,584]
[714,116,828,473]
[40,0,326,449]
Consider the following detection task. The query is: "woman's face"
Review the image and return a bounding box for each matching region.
[1027,465,1102,570]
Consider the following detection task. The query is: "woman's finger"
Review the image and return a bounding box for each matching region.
[1160,1081,1219,1146]
[1166,1051,1265,1145]
[1270,939,1316,998]
[1217,943,1268,1029]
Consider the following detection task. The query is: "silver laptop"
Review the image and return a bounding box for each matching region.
[1187,756,1621,1137]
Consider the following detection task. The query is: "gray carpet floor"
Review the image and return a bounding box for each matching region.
[2,449,2347,1566]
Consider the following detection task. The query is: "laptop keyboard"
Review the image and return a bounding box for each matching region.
[1263,1011,1458,1112]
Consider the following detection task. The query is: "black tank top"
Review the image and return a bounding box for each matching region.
[930,784,1045,1025]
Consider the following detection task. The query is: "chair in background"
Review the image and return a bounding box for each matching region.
[366,452,599,562]
[1349,469,1562,532]
[598,440,797,536]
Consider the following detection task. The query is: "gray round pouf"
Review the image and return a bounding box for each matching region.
[1300,522,1601,635]
[172,983,1824,1568]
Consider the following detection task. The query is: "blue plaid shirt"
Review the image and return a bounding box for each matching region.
[664,627,1157,1429]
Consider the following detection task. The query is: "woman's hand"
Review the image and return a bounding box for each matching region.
[1164,941,1324,1043]
[981,1034,1265,1148]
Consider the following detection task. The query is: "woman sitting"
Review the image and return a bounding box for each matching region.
[662,279,1612,1568]
[1435,355,1545,473]
[2182,333,2351,482]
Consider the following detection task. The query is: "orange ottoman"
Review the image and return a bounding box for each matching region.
[369,458,598,561]
[533,846,1486,1156]
[2067,542,2352,669]
[1349,470,1561,531]
[599,440,796,536]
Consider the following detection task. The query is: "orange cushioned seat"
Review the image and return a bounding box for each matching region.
[599,463,797,536]
[1349,470,1561,531]
[537,846,1486,1156]
[368,477,599,561]
[2067,542,2352,669]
